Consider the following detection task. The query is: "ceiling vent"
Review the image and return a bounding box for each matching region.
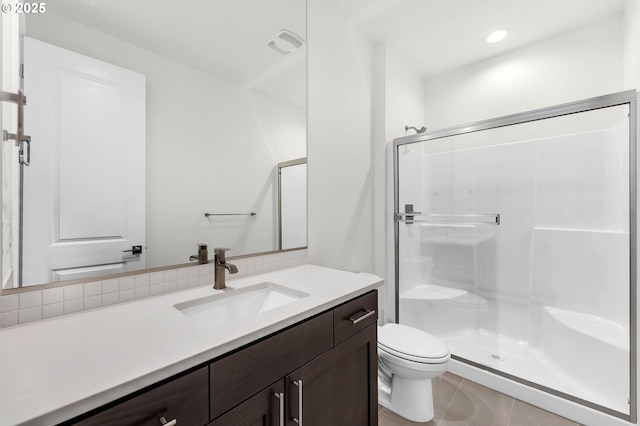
[268,30,305,55]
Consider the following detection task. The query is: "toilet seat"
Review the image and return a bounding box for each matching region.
[378,323,450,364]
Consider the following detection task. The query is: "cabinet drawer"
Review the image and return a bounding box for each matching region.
[73,367,209,426]
[210,311,333,420]
[333,290,378,345]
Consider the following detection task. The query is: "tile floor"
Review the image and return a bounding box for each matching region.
[378,373,584,426]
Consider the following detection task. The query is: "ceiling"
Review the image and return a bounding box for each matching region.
[325,0,627,78]
[36,0,627,105]
[39,0,306,108]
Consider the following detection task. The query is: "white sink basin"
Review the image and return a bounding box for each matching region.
[174,282,308,327]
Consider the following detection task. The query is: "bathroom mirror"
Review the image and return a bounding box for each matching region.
[1,0,306,289]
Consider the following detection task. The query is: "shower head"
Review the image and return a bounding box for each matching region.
[405,125,427,135]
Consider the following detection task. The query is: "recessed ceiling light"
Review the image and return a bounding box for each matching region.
[486,28,509,43]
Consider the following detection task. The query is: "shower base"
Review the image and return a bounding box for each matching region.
[444,330,628,415]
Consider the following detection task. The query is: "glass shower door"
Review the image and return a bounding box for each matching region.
[493,104,632,416]
[394,92,635,419]
[395,129,501,369]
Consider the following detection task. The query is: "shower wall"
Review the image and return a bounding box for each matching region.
[399,125,629,329]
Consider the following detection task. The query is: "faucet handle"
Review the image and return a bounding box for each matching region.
[213,247,231,255]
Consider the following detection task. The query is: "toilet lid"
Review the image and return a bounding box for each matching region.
[378,323,449,362]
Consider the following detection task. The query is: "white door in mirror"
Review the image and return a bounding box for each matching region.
[22,37,146,285]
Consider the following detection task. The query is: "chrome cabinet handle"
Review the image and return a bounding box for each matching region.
[293,380,303,425]
[158,417,177,426]
[349,309,376,324]
[274,392,284,426]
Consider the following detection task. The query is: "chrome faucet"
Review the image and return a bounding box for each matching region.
[213,248,238,290]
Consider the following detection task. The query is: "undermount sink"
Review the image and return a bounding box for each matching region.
[174,282,308,327]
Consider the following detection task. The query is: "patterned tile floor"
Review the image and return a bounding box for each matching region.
[378,373,584,426]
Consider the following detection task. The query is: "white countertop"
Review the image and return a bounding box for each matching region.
[0,264,383,426]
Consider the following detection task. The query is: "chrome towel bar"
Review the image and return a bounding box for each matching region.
[395,213,500,225]
[205,212,257,217]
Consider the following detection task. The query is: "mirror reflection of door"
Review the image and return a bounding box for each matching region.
[22,37,146,285]
[278,159,306,250]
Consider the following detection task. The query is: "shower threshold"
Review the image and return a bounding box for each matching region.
[444,330,628,415]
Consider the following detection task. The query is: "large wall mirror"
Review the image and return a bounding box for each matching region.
[1,0,306,290]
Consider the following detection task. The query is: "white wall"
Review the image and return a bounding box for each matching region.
[423,15,624,129]
[307,0,374,273]
[381,47,426,142]
[24,13,305,268]
[373,43,426,322]
[624,0,640,90]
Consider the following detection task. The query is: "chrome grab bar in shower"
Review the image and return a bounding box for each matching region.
[395,213,500,225]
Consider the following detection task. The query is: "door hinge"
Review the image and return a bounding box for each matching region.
[19,63,24,79]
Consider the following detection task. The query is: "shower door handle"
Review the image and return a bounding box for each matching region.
[402,204,422,224]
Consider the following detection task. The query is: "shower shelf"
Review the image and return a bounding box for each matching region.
[421,235,494,246]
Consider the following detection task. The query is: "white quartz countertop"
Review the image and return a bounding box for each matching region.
[0,264,383,426]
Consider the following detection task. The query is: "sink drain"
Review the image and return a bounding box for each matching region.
[488,353,504,361]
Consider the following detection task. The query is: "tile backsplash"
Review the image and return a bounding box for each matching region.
[0,249,307,329]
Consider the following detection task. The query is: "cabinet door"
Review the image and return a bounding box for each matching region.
[210,311,332,419]
[209,380,285,426]
[286,325,377,426]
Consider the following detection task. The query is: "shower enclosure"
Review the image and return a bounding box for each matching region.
[393,91,637,421]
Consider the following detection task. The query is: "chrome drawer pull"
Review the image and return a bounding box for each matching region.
[349,309,376,324]
[274,392,284,426]
[159,417,177,426]
[293,380,303,425]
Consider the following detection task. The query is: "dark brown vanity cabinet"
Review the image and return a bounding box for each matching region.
[285,324,377,426]
[211,290,378,426]
[64,290,378,426]
[70,366,210,426]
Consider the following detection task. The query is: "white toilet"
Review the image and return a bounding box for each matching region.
[377,323,450,422]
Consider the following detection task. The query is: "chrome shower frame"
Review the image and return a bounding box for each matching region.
[392,90,638,422]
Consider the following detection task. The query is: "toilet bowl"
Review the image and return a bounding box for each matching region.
[377,323,450,422]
